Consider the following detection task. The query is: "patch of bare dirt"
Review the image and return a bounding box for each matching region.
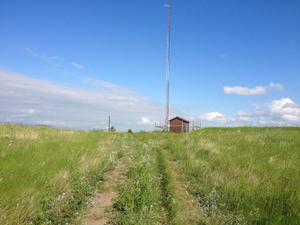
[83,161,127,225]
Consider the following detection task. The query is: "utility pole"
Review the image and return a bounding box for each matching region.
[165,0,172,131]
[108,115,110,132]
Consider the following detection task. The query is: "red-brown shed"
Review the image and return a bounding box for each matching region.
[169,116,189,133]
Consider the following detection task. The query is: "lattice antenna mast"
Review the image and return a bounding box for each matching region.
[165,0,172,130]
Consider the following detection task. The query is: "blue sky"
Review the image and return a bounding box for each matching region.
[1,0,300,130]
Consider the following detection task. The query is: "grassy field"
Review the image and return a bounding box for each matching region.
[0,125,125,224]
[0,125,299,224]
[165,128,300,225]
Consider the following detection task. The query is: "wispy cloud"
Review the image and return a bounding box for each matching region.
[224,82,285,96]
[70,62,85,70]
[198,112,231,123]
[82,77,136,95]
[137,117,158,125]
[269,82,285,92]
[25,47,59,62]
[0,69,164,131]
[236,111,252,122]
[25,47,86,71]
[224,86,267,96]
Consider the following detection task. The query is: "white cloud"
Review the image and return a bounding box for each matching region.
[237,111,251,117]
[224,82,285,96]
[269,82,285,92]
[234,98,300,126]
[137,117,156,125]
[238,117,252,122]
[196,98,300,127]
[237,111,253,122]
[268,98,300,123]
[238,98,300,126]
[224,86,267,96]
[70,62,85,70]
[198,112,230,123]
[0,69,164,131]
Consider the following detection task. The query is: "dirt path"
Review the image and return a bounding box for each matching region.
[82,160,127,225]
[164,152,208,225]
[171,168,208,225]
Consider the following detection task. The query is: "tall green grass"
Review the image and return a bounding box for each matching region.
[1,126,299,224]
[167,127,300,224]
[112,135,167,225]
[111,135,179,225]
[156,146,177,225]
[0,125,124,224]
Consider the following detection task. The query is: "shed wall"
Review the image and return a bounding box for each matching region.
[169,118,189,133]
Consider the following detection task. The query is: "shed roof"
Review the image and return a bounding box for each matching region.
[169,116,189,123]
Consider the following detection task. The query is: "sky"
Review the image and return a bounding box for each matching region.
[0,0,300,130]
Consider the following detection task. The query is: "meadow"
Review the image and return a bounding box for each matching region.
[0,125,299,225]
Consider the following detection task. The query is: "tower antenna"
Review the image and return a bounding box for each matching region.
[165,0,172,131]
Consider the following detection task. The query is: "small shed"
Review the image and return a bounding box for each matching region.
[169,116,189,133]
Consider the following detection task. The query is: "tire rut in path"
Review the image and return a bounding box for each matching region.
[83,160,127,225]
[164,151,209,225]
